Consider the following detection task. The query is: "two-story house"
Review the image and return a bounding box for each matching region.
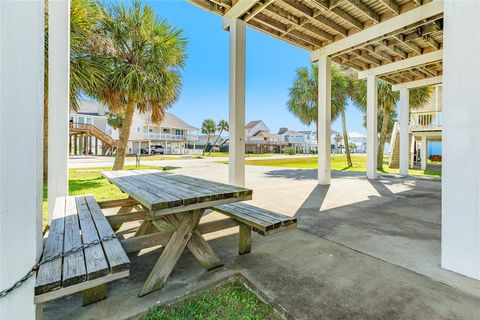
[244,120,287,154]
[389,85,442,170]
[111,110,198,155]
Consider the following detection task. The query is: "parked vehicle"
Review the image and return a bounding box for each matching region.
[150,145,164,155]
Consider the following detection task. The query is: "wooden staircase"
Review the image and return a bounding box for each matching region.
[69,123,118,155]
[388,122,412,169]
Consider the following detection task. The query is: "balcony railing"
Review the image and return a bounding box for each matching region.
[146,132,186,140]
[245,139,288,146]
[410,111,442,131]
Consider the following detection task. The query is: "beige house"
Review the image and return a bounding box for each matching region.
[245,120,287,153]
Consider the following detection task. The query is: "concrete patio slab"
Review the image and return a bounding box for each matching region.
[43,160,480,319]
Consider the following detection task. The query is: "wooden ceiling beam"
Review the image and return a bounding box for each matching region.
[393,34,423,54]
[378,0,400,16]
[378,40,408,59]
[244,0,275,22]
[363,44,394,63]
[330,7,364,30]
[345,0,380,23]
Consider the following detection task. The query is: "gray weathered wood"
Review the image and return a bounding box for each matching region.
[163,213,223,271]
[76,196,110,280]
[85,195,130,273]
[82,283,108,306]
[239,224,252,255]
[97,197,139,209]
[134,220,158,237]
[63,196,87,287]
[212,203,297,236]
[35,197,66,294]
[106,210,146,226]
[139,210,203,297]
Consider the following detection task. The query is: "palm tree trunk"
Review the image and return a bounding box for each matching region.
[377,106,391,170]
[341,109,352,167]
[208,130,223,156]
[202,134,210,156]
[113,98,135,170]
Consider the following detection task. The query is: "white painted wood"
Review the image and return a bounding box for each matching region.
[317,55,331,185]
[34,271,129,304]
[399,88,409,175]
[420,135,427,170]
[358,50,443,79]
[48,0,70,223]
[228,19,246,187]
[0,1,44,318]
[311,0,444,58]
[366,75,378,179]
[392,76,443,91]
[222,0,260,29]
[442,1,480,280]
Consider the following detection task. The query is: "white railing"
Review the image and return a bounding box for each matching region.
[410,111,442,131]
[146,133,186,140]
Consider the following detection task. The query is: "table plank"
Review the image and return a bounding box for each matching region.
[75,196,110,280]
[85,195,130,273]
[63,196,87,287]
[35,197,66,294]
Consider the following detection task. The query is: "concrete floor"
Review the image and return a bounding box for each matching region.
[44,159,480,319]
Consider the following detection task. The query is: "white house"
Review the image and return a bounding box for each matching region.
[245,120,287,153]
[348,132,367,153]
[111,110,198,155]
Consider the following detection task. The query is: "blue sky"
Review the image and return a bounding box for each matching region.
[147,0,366,135]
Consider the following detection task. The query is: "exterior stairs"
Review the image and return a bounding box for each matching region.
[388,122,412,169]
[69,122,118,155]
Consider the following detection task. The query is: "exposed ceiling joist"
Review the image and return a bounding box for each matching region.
[392,76,443,90]
[345,0,381,23]
[222,0,261,29]
[378,0,400,15]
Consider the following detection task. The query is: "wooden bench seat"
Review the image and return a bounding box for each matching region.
[35,195,130,306]
[211,203,297,254]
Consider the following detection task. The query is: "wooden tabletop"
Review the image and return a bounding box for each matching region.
[102,170,252,216]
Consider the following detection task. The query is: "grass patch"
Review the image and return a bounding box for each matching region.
[141,280,280,320]
[42,165,168,226]
[244,154,441,177]
[205,152,276,158]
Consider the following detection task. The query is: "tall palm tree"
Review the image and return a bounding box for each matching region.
[287,64,353,167]
[97,1,186,170]
[201,119,216,155]
[43,0,104,180]
[351,79,432,170]
[208,120,229,156]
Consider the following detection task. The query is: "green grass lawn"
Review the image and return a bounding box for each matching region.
[42,165,167,226]
[205,152,275,158]
[244,154,441,177]
[141,281,280,320]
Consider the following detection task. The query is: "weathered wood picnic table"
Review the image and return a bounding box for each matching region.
[101,169,252,296]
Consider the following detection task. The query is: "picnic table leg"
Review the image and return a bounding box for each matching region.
[139,210,203,297]
[163,215,223,271]
[134,220,157,237]
[111,197,136,231]
[239,224,251,255]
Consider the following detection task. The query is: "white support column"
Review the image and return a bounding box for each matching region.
[0,1,44,318]
[442,0,480,280]
[420,135,427,170]
[399,88,409,175]
[366,75,378,179]
[228,19,246,187]
[48,0,70,223]
[317,55,331,185]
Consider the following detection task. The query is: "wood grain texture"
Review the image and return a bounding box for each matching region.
[239,224,252,255]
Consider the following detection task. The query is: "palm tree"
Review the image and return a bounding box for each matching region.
[43,0,105,180]
[351,79,432,170]
[201,119,216,155]
[97,1,186,170]
[208,120,229,156]
[287,64,353,167]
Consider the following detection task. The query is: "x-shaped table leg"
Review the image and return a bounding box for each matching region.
[138,209,222,297]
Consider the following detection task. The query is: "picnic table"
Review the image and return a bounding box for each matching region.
[102,169,252,296]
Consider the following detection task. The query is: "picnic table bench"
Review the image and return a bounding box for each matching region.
[34,195,130,306]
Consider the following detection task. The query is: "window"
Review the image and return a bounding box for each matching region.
[176,129,182,135]
[137,127,141,132]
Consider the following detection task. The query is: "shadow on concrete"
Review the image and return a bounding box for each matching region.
[263,168,366,180]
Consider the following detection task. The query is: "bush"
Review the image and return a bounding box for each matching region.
[284,147,296,155]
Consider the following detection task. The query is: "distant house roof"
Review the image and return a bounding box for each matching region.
[246,120,261,129]
[349,131,365,138]
[160,112,198,131]
[253,130,274,139]
[281,130,307,136]
[74,99,108,116]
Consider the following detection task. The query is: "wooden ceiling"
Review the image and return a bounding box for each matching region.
[188,0,443,85]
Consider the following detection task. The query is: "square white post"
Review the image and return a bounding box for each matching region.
[420,135,427,170]
[0,1,44,318]
[442,0,480,280]
[228,19,246,187]
[366,75,378,179]
[317,55,331,185]
[399,88,409,175]
[48,0,70,223]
